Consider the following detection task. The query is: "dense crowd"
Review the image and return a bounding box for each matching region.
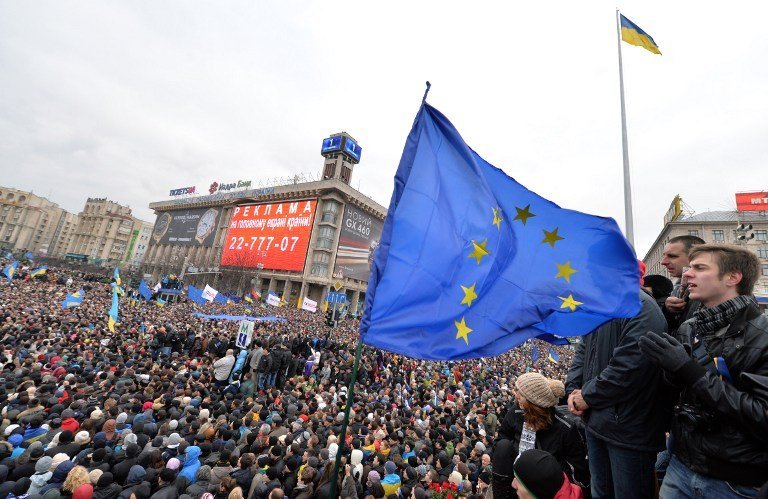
[0,259,576,499]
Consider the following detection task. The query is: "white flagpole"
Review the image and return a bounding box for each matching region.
[616,9,635,249]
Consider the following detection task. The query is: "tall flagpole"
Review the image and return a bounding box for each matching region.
[616,9,635,248]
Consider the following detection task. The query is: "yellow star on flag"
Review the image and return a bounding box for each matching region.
[558,294,583,312]
[513,205,535,225]
[492,207,503,230]
[555,261,578,282]
[455,316,473,345]
[468,239,490,264]
[460,283,478,307]
[542,228,564,247]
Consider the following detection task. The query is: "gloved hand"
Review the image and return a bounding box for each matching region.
[639,332,691,373]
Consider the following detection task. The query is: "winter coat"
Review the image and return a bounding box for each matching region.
[565,290,669,452]
[178,446,202,484]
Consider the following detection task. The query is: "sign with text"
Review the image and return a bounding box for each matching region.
[736,191,768,212]
[301,297,317,312]
[220,200,317,271]
[169,186,196,196]
[236,320,254,348]
[151,207,220,246]
[333,205,383,282]
[266,294,281,307]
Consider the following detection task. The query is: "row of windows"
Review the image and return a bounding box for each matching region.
[687,229,768,242]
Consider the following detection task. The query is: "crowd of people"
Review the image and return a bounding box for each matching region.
[1,236,766,499]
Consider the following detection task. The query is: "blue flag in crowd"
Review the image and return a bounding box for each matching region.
[107,288,119,332]
[24,251,34,261]
[62,289,85,309]
[3,261,18,283]
[531,345,540,364]
[548,348,561,363]
[138,280,153,301]
[187,285,207,305]
[359,96,641,360]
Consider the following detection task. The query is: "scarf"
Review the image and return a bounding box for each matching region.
[693,295,755,339]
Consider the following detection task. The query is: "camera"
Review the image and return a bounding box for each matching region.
[674,404,718,433]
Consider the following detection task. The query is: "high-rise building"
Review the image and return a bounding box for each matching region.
[0,186,78,257]
[144,132,383,312]
[66,198,150,266]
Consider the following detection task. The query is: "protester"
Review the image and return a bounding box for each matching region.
[640,244,767,498]
[660,234,705,331]
[512,449,583,499]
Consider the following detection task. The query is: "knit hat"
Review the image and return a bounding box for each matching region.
[449,470,463,485]
[51,452,70,470]
[166,433,181,448]
[514,373,564,408]
[124,433,138,446]
[385,461,397,475]
[368,470,381,484]
[89,469,104,484]
[513,449,565,499]
[36,456,54,473]
[167,457,181,470]
[75,430,91,445]
[116,412,128,424]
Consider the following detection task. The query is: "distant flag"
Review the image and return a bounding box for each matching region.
[24,251,34,261]
[107,288,119,332]
[251,289,261,300]
[29,265,48,278]
[244,294,254,304]
[3,261,18,283]
[138,280,153,301]
[531,345,540,364]
[213,293,228,305]
[620,14,661,55]
[62,289,85,309]
[155,297,167,307]
[4,252,13,259]
[186,285,207,305]
[359,92,641,360]
[548,348,560,364]
[202,284,218,302]
[113,267,121,286]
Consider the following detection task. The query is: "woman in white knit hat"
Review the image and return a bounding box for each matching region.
[491,372,589,498]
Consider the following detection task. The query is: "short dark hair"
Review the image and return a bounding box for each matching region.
[669,235,705,253]
[688,244,760,295]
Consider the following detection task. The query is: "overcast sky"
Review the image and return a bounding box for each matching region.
[1,1,766,257]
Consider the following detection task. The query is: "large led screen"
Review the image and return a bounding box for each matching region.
[333,205,383,281]
[220,200,317,271]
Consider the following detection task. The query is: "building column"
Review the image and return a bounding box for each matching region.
[283,280,293,306]
[268,278,277,295]
[350,290,360,315]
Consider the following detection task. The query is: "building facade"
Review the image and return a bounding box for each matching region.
[0,186,79,257]
[124,220,154,270]
[643,209,768,303]
[66,198,151,266]
[142,132,384,312]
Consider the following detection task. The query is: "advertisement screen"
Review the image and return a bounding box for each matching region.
[333,205,383,281]
[735,191,768,212]
[220,200,317,271]
[151,207,221,246]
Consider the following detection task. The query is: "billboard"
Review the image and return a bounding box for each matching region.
[736,191,768,212]
[151,207,221,246]
[333,205,383,281]
[220,200,317,271]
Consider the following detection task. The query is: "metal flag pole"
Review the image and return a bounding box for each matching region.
[616,9,635,248]
[328,338,364,499]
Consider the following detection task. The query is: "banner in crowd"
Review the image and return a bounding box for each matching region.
[151,207,221,246]
[266,294,281,307]
[219,200,317,271]
[192,313,287,322]
[202,284,218,302]
[300,297,317,312]
[333,204,383,282]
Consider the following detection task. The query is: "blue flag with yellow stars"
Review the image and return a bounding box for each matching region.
[359,96,641,360]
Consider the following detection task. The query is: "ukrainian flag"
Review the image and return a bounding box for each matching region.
[620,14,661,54]
[548,348,560,363]
[113,267,121,286]
[3,261,18,283]
[62,289,85,309]
[155,297,167,307]
[30,265,48,278]
[108,288,119,332]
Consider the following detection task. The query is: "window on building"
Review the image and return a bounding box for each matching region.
[763,264,768,277]
[313,252,330,264]
[340,166,352,184]
[323,163,336,180]
[316,226,335,249]
[755,230,768,241]
[758,247,768,259]
[688,230,699,237]
[321,200,340,224]
[712,230,724,241]
[310,263,328,276]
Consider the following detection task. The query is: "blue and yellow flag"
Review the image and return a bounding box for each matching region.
[3,261,18,283]
[359,97,641,360]
[108,288,119,332]
[24,251,34,261]
[138,280,153,301]
[30,265,48,278]
[62,289,85,309]
[548,348,561,363]
[155,297,167,307]
[113,267,121,286]
[620,14,661,55]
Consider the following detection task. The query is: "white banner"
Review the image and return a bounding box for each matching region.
[236,320,254,348]
[301,297,317,313]
[202,284,218,302]
[266,294,281,307]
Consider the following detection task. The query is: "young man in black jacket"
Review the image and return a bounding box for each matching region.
[640,244,767,497]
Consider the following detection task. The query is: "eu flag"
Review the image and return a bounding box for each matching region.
[359,97,641,360]
[187,285,207,305]
[138,280,153,301]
